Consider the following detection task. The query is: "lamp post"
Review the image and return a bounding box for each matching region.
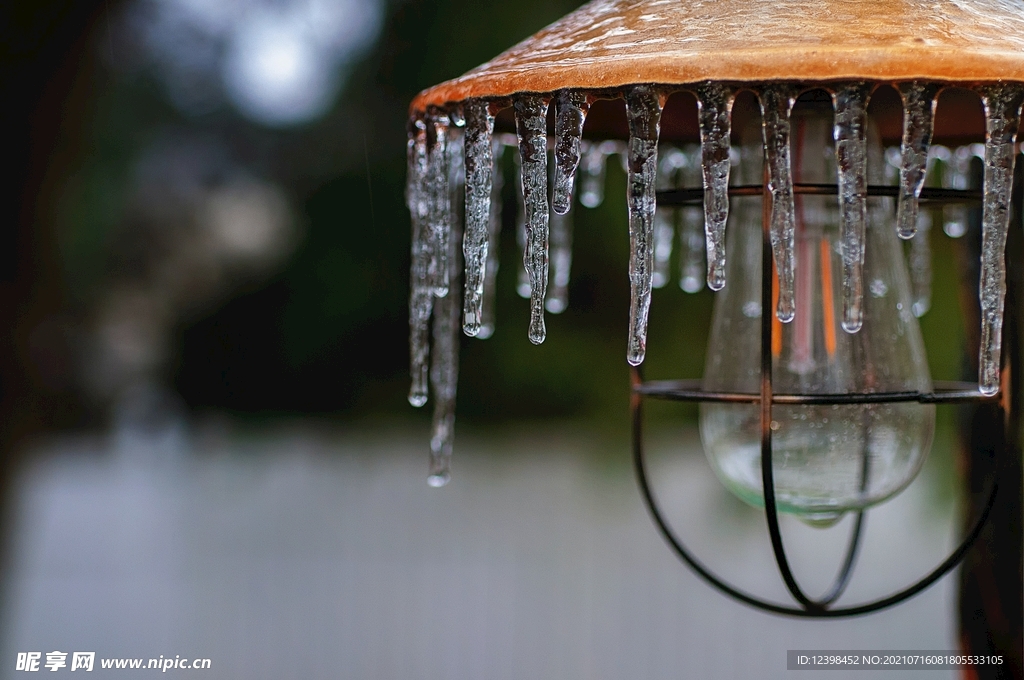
[404,0,1022,652]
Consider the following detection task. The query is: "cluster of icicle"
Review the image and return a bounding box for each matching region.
[408,82,1024,486]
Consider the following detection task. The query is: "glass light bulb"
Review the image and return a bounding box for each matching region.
[699,102,935,528]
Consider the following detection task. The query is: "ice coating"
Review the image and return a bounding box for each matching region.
[832,82,872,333]
[759,84,799,323]
[547,205,574,313]
[461,100,495,337]
[514,95,551,345]
[624,85,663,366]
[425,113,452,298]
[896,82,940,240]
[407,124,433,407]
[478,140,504,339]
[696,82,735,291]
[977,83,1024,395]
[653,147,683,288]
[429,211,463,487]
[552,90,589,215]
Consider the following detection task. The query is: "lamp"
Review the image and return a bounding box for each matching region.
[405,0,1022,618]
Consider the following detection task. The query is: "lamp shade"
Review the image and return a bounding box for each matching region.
[411,0,1024,115]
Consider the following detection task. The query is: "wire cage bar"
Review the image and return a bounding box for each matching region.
[631,180,1006,617]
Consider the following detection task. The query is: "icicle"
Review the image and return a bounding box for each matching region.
[759,84,799,323]
[976,84,1024,395]
[546,204,573,312]
[461,100,495,337]
[428,207,463,487]
[408,123,433,407]
[478,140,504,339]
[653,147,683,288]
[514,95,551,345]
[425,112,452,298]
[910,209,932,317]
[696,82,735,291]
[552,90,589,215]
[832,82,872,333]
[896,83,940,240]
[624,85,663,366]
[514,150,531,299]
[579,140,608,208]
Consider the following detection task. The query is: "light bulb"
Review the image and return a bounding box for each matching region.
[699,100,935,528]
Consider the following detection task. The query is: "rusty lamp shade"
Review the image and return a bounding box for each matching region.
[405,0,1023,617]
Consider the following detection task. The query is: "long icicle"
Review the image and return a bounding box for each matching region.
[461,100,495,337]
[515,95,551,344]
[408,122,433,407]
[695,82,735,291]
[760,84,799,323]
[425,111,452,298]
[977,84,1024,395]
[896,82,940,239]
[478,139,504,339]
[552,90,589,215]
[429,203,463,486]
[833,82,872,333]
[624,85,663,366]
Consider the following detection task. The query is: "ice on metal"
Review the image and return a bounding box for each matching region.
[896,83,940,240]
[461,100,495,337]
[759,84,799,323]
[407,123,433,407]
[696,82,735,291]
[624,86,663,366]
[515,95,551,345]
[832,82,872,333]
[977,84,1024,395]
[552,90,589,215]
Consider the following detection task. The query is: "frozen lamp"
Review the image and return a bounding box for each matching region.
[404,0,1021,616]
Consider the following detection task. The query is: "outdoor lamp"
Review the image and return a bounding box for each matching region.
[404,0,1022,616]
